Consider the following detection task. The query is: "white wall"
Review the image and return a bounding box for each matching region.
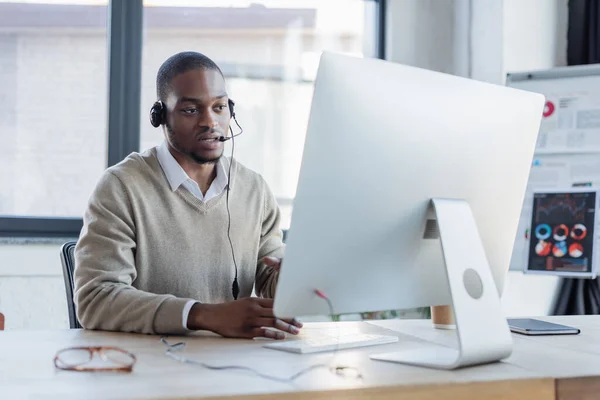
[0,243,69,330]
[503,0,568,74]
[386,0,568,78]
[501,272,560,317]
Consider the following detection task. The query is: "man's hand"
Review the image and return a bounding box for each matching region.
[187,298,302,339]
[262,256,281,271]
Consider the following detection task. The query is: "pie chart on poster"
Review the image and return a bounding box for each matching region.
[543,101,555,117]
[553,224,569,241]
[571,223,587,240]
[535,224,551,240]
[552,241,567,258]
[569,243,584,258]
[535,240,552,256]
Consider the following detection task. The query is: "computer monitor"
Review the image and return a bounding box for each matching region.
[274,52,544,369]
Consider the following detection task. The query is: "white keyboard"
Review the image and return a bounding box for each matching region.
[263,333,399,354]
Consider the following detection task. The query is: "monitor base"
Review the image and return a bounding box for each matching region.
[370,198,513,369]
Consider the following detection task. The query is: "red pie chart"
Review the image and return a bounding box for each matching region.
[543,101,555,118]
[569,243,584,258]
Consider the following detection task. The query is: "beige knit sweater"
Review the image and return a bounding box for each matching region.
[74,148,283,335]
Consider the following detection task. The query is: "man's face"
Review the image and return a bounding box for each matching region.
[164,68,231,164]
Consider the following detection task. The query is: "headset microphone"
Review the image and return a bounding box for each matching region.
[218,132,242,142]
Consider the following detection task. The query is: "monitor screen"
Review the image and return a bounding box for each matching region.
[527,191,597,276]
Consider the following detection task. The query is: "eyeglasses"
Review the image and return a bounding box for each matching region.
[54,346,136,372]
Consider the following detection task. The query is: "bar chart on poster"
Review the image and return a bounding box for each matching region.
[507,65,600,277]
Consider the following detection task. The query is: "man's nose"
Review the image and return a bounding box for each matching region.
[200,109,219,128]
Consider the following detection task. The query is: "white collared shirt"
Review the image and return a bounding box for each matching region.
[156,140,229,329]
[157,140,229,203]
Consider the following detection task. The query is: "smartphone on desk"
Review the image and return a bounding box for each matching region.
[507,318,580,336]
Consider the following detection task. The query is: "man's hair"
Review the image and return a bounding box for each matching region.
[156,51,223,101]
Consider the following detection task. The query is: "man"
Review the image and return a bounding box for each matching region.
[74,51,302,339]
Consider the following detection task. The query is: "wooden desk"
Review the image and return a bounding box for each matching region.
[0,316,597,400]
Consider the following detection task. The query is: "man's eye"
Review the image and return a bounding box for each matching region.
[182,109,198,114]
[215,105,227,111]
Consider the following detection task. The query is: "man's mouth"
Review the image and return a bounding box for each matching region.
[200,136,220,142]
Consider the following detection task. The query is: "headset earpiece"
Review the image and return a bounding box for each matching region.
[228,99,236,119]
[150,101,165,128]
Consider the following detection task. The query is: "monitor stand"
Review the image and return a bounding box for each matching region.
[369,198,513,369]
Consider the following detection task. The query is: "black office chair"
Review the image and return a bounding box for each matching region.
[60,241,82,329]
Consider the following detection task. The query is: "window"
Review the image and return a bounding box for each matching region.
[0,1,108,219]
[140,0,380,227]
[0,0,383,236]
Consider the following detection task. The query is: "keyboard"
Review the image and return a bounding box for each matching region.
[263,333,399,354]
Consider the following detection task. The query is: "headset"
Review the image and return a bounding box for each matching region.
[150,99,237,137]
[149,97,243,300]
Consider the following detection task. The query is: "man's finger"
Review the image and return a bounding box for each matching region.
[251,304,302,328]
[255,317,300,335]
[253,298,274,309]
[251,327,285,340]
[282,318,303,329]
[255,305,275,317]
[274,318,301,334]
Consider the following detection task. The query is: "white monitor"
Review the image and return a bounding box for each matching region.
[274,52,544,369]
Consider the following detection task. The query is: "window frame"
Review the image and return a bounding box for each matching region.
[0,0,386,238]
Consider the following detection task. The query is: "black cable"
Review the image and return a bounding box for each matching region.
[226,124,239,300]
[233,113,243,135]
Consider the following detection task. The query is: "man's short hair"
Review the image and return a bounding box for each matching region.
[156,51,223,101]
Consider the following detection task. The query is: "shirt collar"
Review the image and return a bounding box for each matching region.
[212,157,229,193]
[156,140,229,192]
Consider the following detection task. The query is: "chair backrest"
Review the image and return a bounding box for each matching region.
[60,241,82,329]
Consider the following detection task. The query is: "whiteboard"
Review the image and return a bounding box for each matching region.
[507,65,600,276]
